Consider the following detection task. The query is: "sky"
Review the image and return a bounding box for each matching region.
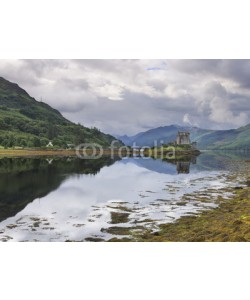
[0,59,250,136]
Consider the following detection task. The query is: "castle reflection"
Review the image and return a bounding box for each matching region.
[176,157,197,174]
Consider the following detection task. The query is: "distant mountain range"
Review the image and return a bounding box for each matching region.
[118,124,250,150]
[0,77,123,148]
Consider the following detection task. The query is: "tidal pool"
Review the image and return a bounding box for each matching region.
[0,151,249,241]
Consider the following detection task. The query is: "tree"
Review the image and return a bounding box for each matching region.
[48,122,58,139]
[20,139,27,147]
[33,137,41,148]
[40,138,49,147]
[27,141,34,148]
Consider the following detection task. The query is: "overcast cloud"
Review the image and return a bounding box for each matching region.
[0,59,250,135]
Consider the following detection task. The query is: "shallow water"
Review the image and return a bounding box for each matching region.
[0,151,249,241]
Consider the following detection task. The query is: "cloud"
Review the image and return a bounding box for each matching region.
[198,81,249,127]
[0,59,250,135]
[209,97,248,126]
[146,67,162,71]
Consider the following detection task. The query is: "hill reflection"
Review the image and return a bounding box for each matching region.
[0,157,118,221]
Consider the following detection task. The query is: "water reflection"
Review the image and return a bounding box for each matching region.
[174,156,197,174]
[176,161,191,174]
[0,157,118,222]
[0,151,249,241]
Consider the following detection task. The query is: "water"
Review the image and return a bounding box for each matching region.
[0,151,249,241]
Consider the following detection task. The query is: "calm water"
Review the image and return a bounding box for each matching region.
[0,151,249,242]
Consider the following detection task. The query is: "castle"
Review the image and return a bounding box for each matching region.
[176,131,191,145]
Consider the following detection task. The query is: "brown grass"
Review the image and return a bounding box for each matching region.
[134,186,250,242]
[0,149,77,157]
[0,149,131,157]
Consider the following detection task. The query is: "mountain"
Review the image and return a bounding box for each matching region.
[195,124,250,149]
[118,124,250,150]
[118,125,211,147]
[0,77,122,148]
[117,132,145,145]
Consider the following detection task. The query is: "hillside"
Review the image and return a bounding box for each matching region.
[0,77,122,148]
[118,124,250,150]
[195,124,250,149]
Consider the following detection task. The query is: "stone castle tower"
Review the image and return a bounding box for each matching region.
[176,131,191,145]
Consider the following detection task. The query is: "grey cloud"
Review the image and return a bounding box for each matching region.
[170,59,221,74]
[0,59,250,135]
[171,59,250,89]
[56,77,89,90]
[22,59,69,76]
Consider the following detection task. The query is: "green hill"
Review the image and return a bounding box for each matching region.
[195,124,250,149]
[0,77,122,148]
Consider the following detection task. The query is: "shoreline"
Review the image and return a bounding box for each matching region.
[138,187,250,242]
[109,185,250,242]
[136,185,250,242]
[0,148,200,158]
[109,160,250,242]
[0,149,78,157]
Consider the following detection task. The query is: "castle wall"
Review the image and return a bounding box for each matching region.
[176,132,191,145]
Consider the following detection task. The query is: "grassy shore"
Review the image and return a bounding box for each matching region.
[0,148,131,157]
[0,148,200,158]
[135,185,250,242]
[108,160,250,242]
[144,148,200,156]
[0,149,77,157]
[108,184,250,242]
